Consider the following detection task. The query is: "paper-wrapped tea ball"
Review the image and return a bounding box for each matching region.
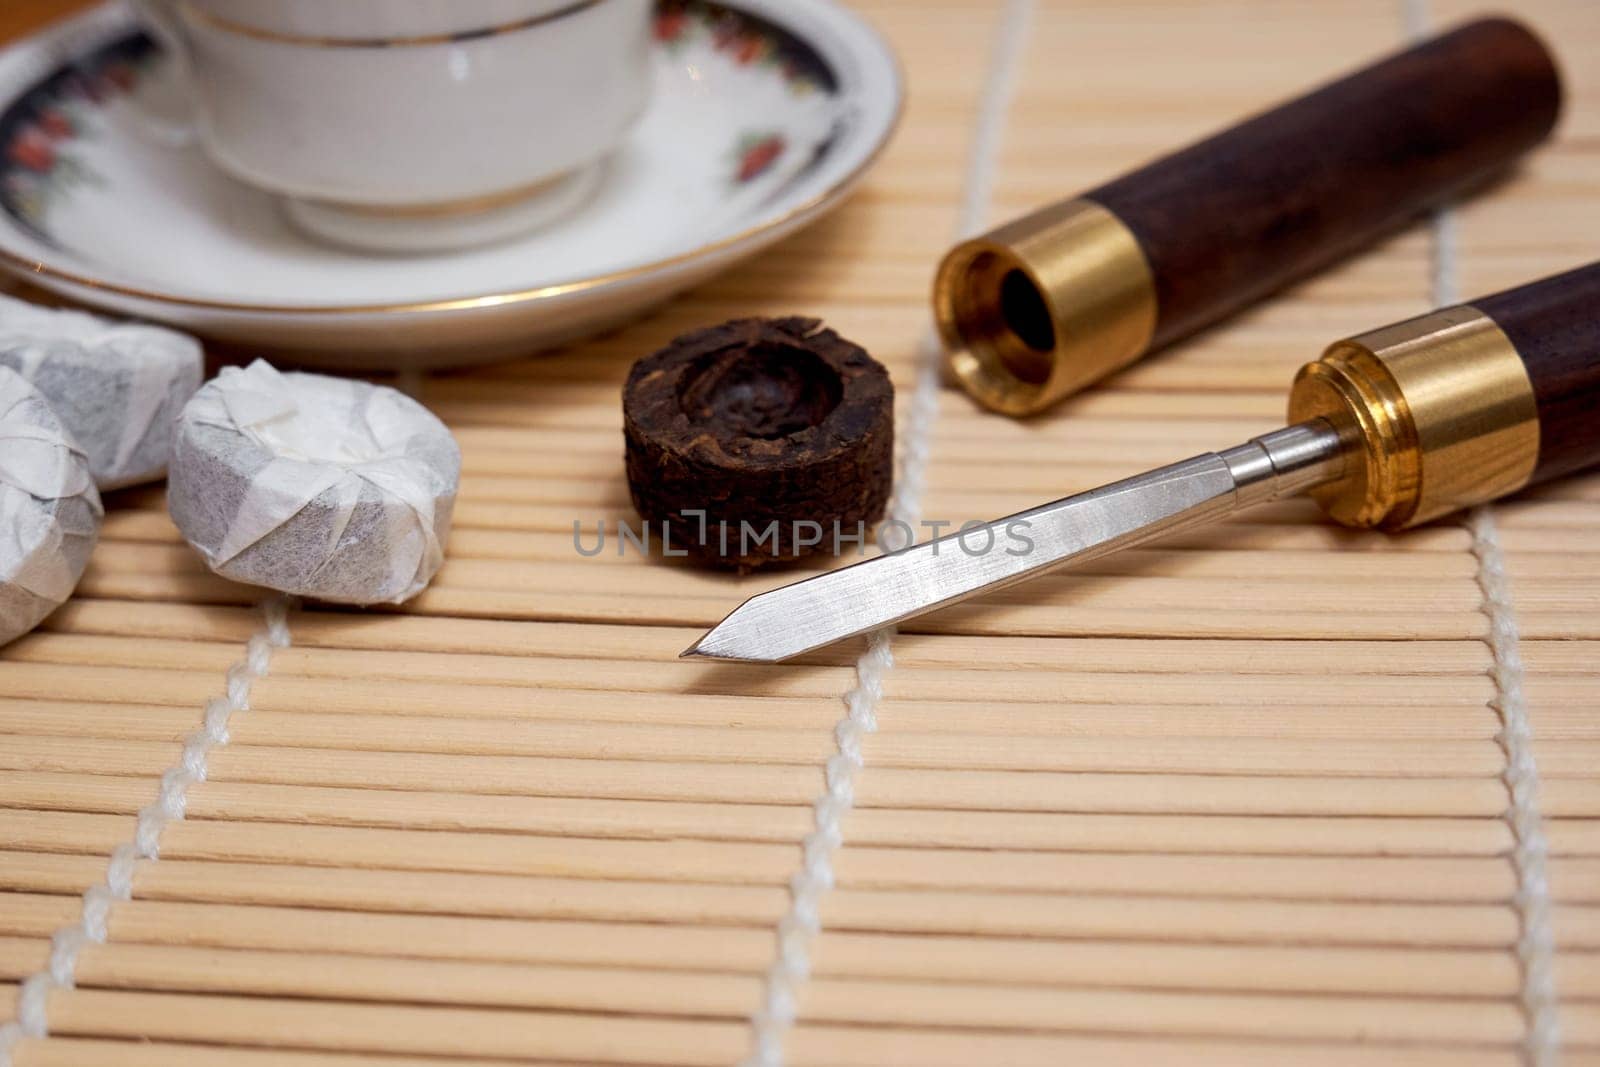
[0,294,204,489]
[168,361,460,605]
[0,367,103,647]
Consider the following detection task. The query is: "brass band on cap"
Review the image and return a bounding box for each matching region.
[934,198,1157,417]
[1288,305,1539,528]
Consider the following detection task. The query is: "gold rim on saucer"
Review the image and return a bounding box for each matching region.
[0,118,901,315]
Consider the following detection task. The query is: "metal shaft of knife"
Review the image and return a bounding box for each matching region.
[683,420,1347,662]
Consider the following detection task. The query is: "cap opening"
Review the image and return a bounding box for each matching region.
[997,268,1057,374]
[941,250,1060,410]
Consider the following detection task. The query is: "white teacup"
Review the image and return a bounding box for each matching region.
[136,0,653,251]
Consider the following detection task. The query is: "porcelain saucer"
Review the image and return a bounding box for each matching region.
[0,0,901,367]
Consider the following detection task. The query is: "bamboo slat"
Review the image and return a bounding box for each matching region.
[3,0,1599,1060]
[13,1037,1600,1067]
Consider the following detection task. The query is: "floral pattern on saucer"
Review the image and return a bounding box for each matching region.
[654,1,836,96]
[653,0,840,187]
[733,132,787,183]
[0,34,154,240]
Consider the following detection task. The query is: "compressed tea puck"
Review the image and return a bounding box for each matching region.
[168,360,460,605]
[624,317,893,570]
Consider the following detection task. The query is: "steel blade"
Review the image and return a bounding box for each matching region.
[682,421,1345,662]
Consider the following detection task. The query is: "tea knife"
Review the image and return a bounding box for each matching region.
[685,262,1600,661]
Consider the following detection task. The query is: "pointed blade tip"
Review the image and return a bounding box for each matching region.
[677,627,748,662]
[684,572,880,663]
[678,622,789,663]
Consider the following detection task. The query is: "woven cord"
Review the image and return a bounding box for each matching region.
[0,596,294,1066]
[1403,2,1561,1058]
[740,2,1036,1062]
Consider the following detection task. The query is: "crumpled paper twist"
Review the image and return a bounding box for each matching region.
[0,294,204,490]
[0,366,103,647]
[167,360,460,605]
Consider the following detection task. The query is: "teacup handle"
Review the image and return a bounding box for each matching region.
[125,0,200,147]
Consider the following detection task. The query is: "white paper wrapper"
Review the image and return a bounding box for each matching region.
[168,361,460,605]
[0,294,204,490]
[0,366,103,647]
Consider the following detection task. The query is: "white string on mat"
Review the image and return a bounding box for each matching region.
[741,1,1035,1063]
[1467,505,1561,1062]
[0,596,294,1066]
[1402,2,1560,1059]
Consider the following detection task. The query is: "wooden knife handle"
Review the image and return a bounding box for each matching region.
[937,17,1564,417]
[1475,261,1600,484]
[1090,16,1563,349]
[1290,261,1600,528]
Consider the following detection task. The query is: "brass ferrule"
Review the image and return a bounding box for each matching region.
[1288,305,1539,528]
[934,198,1157,417]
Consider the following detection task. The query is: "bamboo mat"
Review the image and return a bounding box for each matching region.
[2,0,1599,1064]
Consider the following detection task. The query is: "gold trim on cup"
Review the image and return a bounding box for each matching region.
[174,0,608,49]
